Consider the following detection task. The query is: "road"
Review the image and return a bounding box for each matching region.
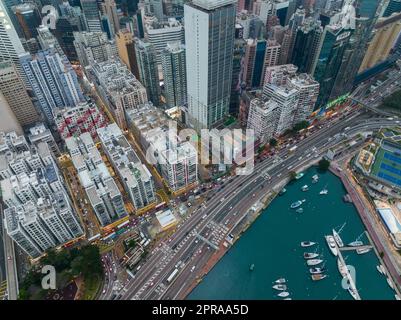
[106,107,399,300]
[2,217,18,300]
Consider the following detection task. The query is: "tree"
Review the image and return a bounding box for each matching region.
[381,90,401,111]
[289,171,297,181]
[269,138,278,147]
[128,239,137,249]
[293,121,309,132]
[318,158,330,171]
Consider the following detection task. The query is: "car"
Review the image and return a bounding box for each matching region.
[102,289,106,294]
[7,256,11,260]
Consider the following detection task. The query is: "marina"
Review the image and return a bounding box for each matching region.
[188,168,397,300]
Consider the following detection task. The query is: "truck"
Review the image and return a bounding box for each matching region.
[289,146,297,153]
[166,268,179,283]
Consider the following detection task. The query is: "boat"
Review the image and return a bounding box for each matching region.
[332,223,346,248]
[283,298,292,300]
[301,185,309,192]
[348,287,359,300]
[319,188,328,195]
[325,235,338,256]
[311,274,327,281]
[343,194,352,203]
[301,241,316,247]
[356,247,371,255]
[279,188,287,196]
[312,174,319,184]
[387,277,394,290]
[309,267,325,274]
[304,252,319,259]
[377,265,386,276]
[295,172,304,180]
[272,284,287,291]
[274,278,286,284]
[277,292,290,298]
[290,200,303,209]
[307,259,323,266]
[348,241,363,247]
[296,208,304,214]
[395,295,400,300]
[249,264,255,271]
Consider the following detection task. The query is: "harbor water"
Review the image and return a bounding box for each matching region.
[188,168,396,300]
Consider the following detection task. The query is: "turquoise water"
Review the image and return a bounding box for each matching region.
[188,168,396,300]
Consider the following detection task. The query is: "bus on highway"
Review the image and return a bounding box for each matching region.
[166,268,179,283]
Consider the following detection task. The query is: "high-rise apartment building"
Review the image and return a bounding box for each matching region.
[0,60,39,127]
[66,132,127,226]
[134,39,161,107]
[97,124,157,210]
[100,0,120,34]
[81,0,102,32]
[161,41,187,108]
[0,91,23,135]
[20,49,84,123]
[185,0,236,130]
[115,29,140,79]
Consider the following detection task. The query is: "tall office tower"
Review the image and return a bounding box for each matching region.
[314,0,381,107]
[55,101,108,139]
[237,12,264,39]
[287,73,319,122]
[145,18,185,64]
[261,39,281,85]
[66,132,126,226]
[278,28,292,64]
[89,59,148,129]
[20,48,85,124]
[2,0,22,36]
[185,0,236,130]
[0,91,23,134]
[164,0,185,18]
[263,83,299,135]
[243,38,268,89]
[247,98,280,143]
[81,0,102,32]
[12,3,41,40]
[360,13,401,72]
[73,32,116,67]
[148,0,164,21]
[230,38,246,116]
[97,123,157,210]
[100,0,120,34]
[161,41,187,108]
[115,29,140,78]
[0,1,26,73]
[290,18,323,73]
[384,0,401,17]
[0,61,39,127]
[287,7,306,63]
[134,39,160,106]
[27,123,61,157]
[36,25,64,56]
[101,14,115,39]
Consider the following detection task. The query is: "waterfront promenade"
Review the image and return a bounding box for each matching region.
[330,166,401,295]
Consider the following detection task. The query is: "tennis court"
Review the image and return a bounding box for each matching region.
[371,140,401,188]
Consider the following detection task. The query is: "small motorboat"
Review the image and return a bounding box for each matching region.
[272,284,287,291]
[309,267,325,274]
[311,274,327,281]
[290,200,303,209]
[296,207,304,214]
[356,248,371,255]
[301,185,309,192]
[307,259,323,266]
[319,189,328,195]
[249,264,255,271]
[277,291,290,298]
[312,174,319,184]
[301,241,316,247]
[279,188,287,196]
[325,235,338,256]
[387,277,394,290]
[304,252,319,259]
[377,265,386,276]
[274,278,286,284]
[295,172,304,180]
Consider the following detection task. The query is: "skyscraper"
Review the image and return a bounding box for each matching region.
[161,41,187,108]
[81,0,102,32]
[185,0,236,130]
[0,90,23,134]
[115,29,140,79]
[0,1,26,72]
[0,60,39,127]
[12,2,41,40]
[100,0,120,34]
[134,38,160,107]
[20,49,84,123]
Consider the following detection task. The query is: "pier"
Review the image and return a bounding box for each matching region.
[338,245,373,251]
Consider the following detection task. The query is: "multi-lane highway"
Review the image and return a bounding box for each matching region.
[107,108,400,301]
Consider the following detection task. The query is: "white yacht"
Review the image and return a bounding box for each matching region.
[307,259,323,266]
[325,235,338,256]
